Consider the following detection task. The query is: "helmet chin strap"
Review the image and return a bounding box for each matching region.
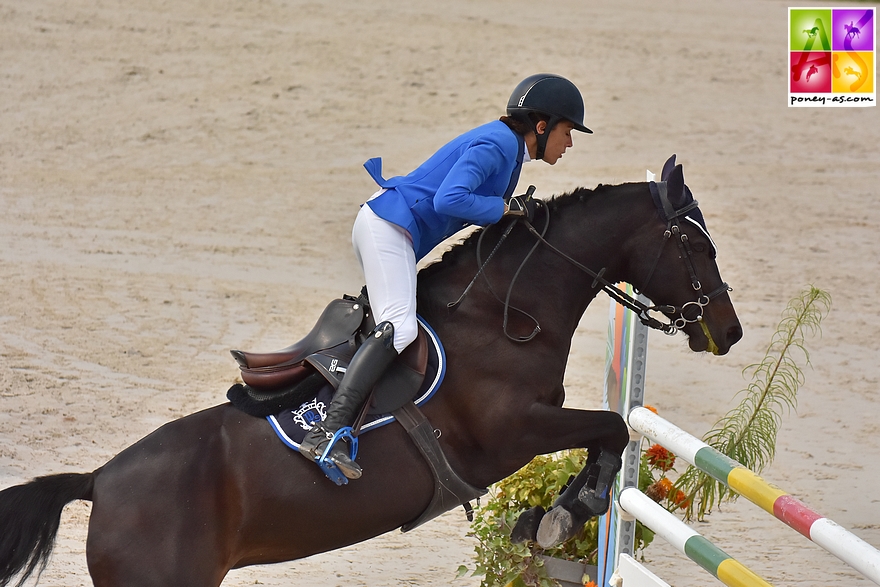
[533,115,560,161]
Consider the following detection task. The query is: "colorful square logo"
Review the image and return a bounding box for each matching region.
[789,7,876,107]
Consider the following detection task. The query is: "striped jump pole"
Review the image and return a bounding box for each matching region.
[618,487,773,587]
[628,406,880,585]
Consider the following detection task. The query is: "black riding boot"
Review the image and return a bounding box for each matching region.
[535,449,622,548]
[299,321,398,480]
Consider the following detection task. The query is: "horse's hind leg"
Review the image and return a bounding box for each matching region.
[85,418,236,587]
[86,493,232,587]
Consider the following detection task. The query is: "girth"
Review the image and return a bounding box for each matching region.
[392,402,487,532]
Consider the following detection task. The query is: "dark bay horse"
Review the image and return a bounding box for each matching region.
[0,159,741,587]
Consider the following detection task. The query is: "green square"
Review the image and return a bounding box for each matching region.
[790,9,832,51]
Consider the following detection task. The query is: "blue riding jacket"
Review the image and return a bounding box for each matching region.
[363,120,525,260]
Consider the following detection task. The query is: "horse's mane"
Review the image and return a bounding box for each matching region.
[418,184,616,279]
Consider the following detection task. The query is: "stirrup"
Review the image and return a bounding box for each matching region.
[315,426,359,486]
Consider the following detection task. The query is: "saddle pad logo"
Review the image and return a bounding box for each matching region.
[789,7,876,107]
[291,397,326,431]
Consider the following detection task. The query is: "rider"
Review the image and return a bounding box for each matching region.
[298,73,593,479]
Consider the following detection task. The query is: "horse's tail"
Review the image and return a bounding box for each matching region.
[0,471,96,587]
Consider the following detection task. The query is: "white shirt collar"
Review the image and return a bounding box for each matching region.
[523,140,532,163]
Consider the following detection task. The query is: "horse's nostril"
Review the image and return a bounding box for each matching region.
[727,324,743,345]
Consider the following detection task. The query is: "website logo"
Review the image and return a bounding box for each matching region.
[789,7,875,107]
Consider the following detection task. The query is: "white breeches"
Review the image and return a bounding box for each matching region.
[351,201,418,354]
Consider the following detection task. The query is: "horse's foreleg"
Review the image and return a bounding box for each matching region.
[518,403,629,458]
[533,447,622,548]
[510,404,629,547]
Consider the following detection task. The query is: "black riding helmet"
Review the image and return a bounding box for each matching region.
[506,73,592,160]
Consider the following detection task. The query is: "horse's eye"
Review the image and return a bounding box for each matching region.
[692,242,707,253]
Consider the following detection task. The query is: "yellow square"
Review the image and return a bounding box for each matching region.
[832,51,874,93]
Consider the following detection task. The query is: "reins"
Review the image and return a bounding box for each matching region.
[448,186,547,343]
[451,182,732,341]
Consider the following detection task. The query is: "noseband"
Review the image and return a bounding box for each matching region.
[456,183,731,342]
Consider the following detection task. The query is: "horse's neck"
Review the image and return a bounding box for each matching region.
[417,182,651,341]
[547,182,651,283]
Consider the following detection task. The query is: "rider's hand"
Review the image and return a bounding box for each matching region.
[504,186,537,222]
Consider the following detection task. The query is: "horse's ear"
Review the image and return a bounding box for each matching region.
[666,164,686,208]
[661,154,677,181]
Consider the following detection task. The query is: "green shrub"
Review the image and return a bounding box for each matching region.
[460,449,660,587]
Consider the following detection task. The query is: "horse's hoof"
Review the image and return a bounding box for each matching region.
[536,506,576,548]
[510,505,545,543]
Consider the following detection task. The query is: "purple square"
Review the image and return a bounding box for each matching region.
[832,9,874,52]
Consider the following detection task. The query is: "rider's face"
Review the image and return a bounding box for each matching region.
[539,120,575,165]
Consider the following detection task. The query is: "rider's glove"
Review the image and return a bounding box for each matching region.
[504,185,537,223]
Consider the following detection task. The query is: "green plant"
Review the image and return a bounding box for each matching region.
[460,447,666,587]
[674,286,832,521]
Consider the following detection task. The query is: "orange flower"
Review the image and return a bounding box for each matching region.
[584,581,599,587]
[645,444,676,472]
[671,488,691,510]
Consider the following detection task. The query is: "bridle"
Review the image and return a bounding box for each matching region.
[632,181,732,331]
[451,182,731,342]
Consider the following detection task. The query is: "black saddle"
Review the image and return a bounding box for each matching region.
[230,291,428,417]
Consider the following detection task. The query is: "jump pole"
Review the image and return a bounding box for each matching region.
[628,406,880,585]
[617,487,773,587]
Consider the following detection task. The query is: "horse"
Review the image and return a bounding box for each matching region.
[844,22,860,40]
[844,66,862,80]
[0,157,742,587]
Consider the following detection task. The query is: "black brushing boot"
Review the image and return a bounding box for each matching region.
[536,450,622,548]
[576,450,622,513]
[299,321,398,480]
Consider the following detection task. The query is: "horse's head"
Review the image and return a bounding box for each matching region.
[624,155,742,355]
